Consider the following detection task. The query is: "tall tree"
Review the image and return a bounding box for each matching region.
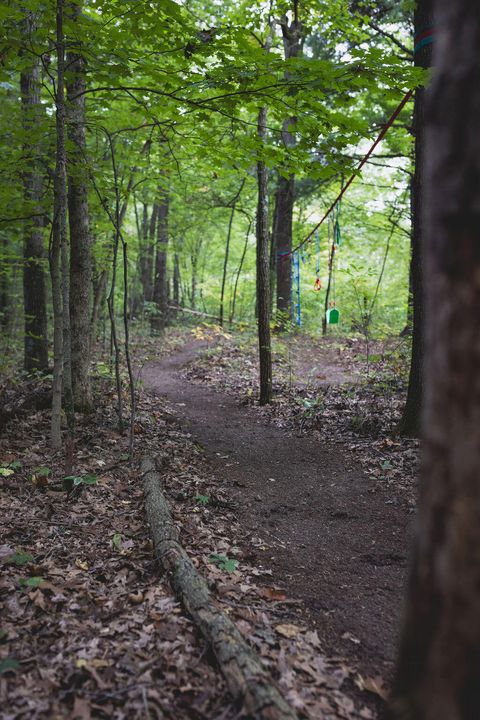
[20,11,48,373]
[274,2,302,328]
[398,0,433,436]
[67,0,92,409]
[389,2,480,717]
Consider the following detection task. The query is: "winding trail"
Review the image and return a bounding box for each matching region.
[142,341,411,680]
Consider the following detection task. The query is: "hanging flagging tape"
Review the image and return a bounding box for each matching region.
[292,250,301,326]
[291,87,414,258]
[314,230,321,291]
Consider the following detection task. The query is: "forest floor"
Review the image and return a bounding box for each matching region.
[0,326,419,720]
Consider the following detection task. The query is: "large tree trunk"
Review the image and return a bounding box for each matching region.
[256,106,272,406]
[20,12,48,374]
[398,0,433,436]
[389,3,480,718]
[151,189,169,334]
[66,0,92,410]
[274,7,301,328]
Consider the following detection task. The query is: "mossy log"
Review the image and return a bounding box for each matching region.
[142,455,298,720]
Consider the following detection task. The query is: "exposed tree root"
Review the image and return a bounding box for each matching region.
[142,455,298,720]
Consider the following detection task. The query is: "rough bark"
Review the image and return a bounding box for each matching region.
[256,106,272,405]
[50,0,68,448]
[389,3,480,718]
[20,12,48,373]
[398,0,433,436]
[66,0,92,410]
[142,456,297,720]
[151,190,169,333]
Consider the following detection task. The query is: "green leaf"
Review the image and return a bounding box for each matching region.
[63,473,98,490]
[195,494,210,506]
[78,473,97,485]
[0,467,14,477]
[0,658,20,674]
[112,533,122,549]
[209,554,238,574]
[18,576,43,588]
[5,551,34,566]
[34,466,51,477]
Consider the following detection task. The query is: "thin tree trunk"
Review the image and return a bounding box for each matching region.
[230,218,251,326]
[219,179,245,326]
[145,203,157,303]
[67,0,92,410]
[151,188,169,334]
[191,255,197,310]
[274,5,302,328]
[173,251,180,306]
[138,201,155,303]
[270,188,278,316]
[256,106,272,406]
[398,0,433,436]
[389,2,480,717]
[50,0,68,448]
[91,268,107,346]
[20,12,48,374]
[274,171,295,325]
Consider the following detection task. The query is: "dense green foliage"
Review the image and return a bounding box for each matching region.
[0,0,422,372]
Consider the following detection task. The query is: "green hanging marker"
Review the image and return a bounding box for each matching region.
[334,220,341,246]
[326,307,340,324]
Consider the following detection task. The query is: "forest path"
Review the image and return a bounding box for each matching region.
[141,339,410,682]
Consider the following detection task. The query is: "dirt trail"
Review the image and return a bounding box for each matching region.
[142,341,411,682]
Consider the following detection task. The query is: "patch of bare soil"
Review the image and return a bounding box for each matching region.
[141,330,420,716]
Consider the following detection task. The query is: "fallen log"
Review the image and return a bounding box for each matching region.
[142,455,298,720]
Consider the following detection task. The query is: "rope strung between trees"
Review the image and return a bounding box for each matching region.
[291,88,414,257]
